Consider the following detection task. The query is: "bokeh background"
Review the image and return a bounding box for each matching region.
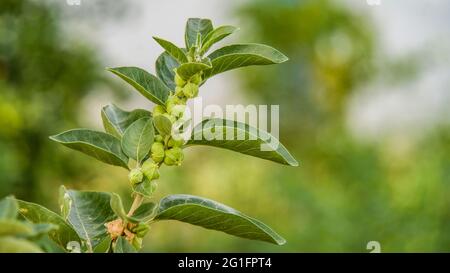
[1,0,449,252]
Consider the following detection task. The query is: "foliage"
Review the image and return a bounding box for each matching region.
[0,0,116,204]
[12,18,297,252]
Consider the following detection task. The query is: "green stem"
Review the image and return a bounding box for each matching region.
[127,194,143,217]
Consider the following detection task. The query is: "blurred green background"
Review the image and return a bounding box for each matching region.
[1,0,449,252]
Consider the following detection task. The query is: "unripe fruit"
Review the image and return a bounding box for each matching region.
[190,73,202,85]
[128,168,143,185]
[131,237,143,249]
[163,113,176,123]
[175,86,184,96]
[166,95,184,114]
[141,160,160,181]
[168,137,185,148]
[170,105,186,119]
[151,142,165,163]
[182,82,199,98]
[132,223,150,238]
[164,147,184,166]
[175,73,186,87]
[154,135,164,143]
[153,105,166,116]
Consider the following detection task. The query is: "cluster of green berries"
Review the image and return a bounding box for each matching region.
[128,71,201,186]
[128,160,160,185]
[128,222,150,249]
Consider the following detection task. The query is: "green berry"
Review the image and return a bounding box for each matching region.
[166,95,184,113]
[132,223,150,238]
[169,104,186,118]
[164,147,184,166]
[175,86,184,96]
[175,73,186,87]
[168,137,185,148]
[151,142,165,163]
[153,105,166,116]
[163,113,176,123]
[190,73,202,85]
[183,82,199,98]
[131,237,143,249]
[154,135,164,143]
[128,168,143,185]
[141,160,160,180]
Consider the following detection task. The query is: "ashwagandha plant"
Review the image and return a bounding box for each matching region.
[0,18,298,253]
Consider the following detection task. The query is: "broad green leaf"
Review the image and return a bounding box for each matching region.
[132,177,157,199]
[34,234,66,253]
[107,67,170,105]
[93,236,112,253]
[0,195,18,219]
[121,117,154,163]
[61,188,116,252]
[204,44,288,78]
[131,202,157,223]
[185,18,213,49]
[153,37,188,64]
[28,223,58,238]
[17,200,80,250]
[110,193,156,223]
[109,193,128,221]
[0,237,42,253]
[101,104,151,138]
[153,114,173,136]
[113,236,136,253]
[176,59,212,80]
[155,52,179,90]
[200,25,239,55]
[0,219,33,236]
[186,119,298,166]
[50,129,129,169]
[154,194,286,245]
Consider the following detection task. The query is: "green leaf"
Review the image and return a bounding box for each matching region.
[153,114,173,136]
[93,236,112,253]
[0,219,33,236]
[121,117,154,163]
[131,202,157,223]
[0,195,18,219]
[110,193,156,223]
[50,129,129,169]
[28,223,58,238]
[60,187,117,252]
[113,236,136,253]
[109,193,128,221]
[200,25,239,55]
[204,43,288,79]
[101,104,152,138]
[107,67,170,105]
[186,119,298,166]
[132,177,157,199]
[153,37,188,64]
[0,237,43,253]
[17,200,81,250]
[154,194,286,245]
[155,52,179,90]
[185,18,213,49]
[176,59,212,80]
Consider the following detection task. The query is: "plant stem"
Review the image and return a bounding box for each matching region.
[127,194,143,217]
